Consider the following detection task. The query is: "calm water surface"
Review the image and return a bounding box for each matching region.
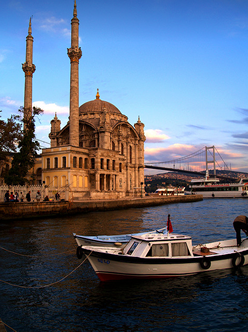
[1,198,248,331]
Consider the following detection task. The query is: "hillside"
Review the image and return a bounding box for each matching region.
[145,170,248,193]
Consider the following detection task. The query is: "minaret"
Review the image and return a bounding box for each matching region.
[22,18,36,127]
[67,0,82,146]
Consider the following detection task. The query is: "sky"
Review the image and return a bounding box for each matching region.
[1,0,248,173]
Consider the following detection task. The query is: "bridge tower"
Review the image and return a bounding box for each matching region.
[205,146,216,178]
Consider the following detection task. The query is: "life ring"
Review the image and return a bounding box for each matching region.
[232,253,244,268]
[200,256,211,269]
[76,246,83,259]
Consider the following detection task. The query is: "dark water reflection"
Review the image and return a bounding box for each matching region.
[1,198,248,331]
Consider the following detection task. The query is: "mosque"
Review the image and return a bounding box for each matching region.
[23,1,146,200]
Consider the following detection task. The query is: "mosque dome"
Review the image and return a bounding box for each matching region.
[79,89,121,116]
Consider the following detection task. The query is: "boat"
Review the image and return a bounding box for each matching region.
[188,176,248,198]
[153,186,185,196]
[77,230,248,282]
[73,227,167,251]
[186,146,248,198]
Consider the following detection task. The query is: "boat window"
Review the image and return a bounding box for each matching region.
[127,241,139,255]
[171,242,190,256]
[146,244,168,257]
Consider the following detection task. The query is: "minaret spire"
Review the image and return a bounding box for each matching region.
[73,0,77,17]
[22,17,36,128]
[67,0,82,146]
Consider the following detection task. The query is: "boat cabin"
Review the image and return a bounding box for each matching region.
[122,233,194,258]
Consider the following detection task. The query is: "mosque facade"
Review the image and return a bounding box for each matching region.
[26,1,145,200]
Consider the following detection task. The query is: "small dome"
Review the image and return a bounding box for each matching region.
[79,90,121,115]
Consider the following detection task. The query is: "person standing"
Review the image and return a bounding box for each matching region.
[20,192,24,202]
[233,215,248,246]
[4,190,9,202]
[36,191,41,202]
[26,191,31,202]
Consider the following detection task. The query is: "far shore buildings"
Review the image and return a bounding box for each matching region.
[10,0,146,200]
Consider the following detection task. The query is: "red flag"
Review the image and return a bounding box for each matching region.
[167,214,173,233]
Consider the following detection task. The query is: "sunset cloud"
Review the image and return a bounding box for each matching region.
[145,144,197,161]
[145,129,170,143]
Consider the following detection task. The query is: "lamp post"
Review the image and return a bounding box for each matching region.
[141,182,143,198]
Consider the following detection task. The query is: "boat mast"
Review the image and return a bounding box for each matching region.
[205,146,216,179]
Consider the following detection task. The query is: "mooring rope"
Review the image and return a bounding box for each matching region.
[0,251,92,289]
[0,245,74,257]
[1,320,17,332]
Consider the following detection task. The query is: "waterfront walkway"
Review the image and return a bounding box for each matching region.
[0,195,202,220]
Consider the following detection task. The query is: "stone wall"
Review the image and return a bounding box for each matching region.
[0,195,202,220]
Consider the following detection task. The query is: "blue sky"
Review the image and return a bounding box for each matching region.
[1,0,248,173]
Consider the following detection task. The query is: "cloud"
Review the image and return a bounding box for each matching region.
[228,118,248,124]
[145,143,197,161]
[39,17,66,31]
[0,96,21,112]
[186,124,209,130]
[36,16,70,37]
[145,129,170,143]
[33,101,69,115]
[227,108,248,124]
[232,132,248,139]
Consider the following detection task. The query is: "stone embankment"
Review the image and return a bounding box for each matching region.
[0,195,202,220]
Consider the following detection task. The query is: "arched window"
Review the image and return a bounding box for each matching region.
[107,159,110,170]
[73,175,77,187]
[112,141,115,151]
[54,157,58,168]
[101,158,104,169]
[129,146,132,163]
[121,143,124,155]
[119,163,122,173]
[112,160,115,171]
[47,158,50,169]
[84,158,88,169]
[54,176,58,187]
[79,176,83,187]
[91,158,95,169]
[79,157,83,168]
[45,176,50,186]
[62,176,66,186]
[73,156,77,168]
[62,156,66,168]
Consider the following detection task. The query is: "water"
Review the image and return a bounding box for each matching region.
[1,198,248,331]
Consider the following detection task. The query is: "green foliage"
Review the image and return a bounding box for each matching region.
[0,111,22,162]
[4,106,43,185]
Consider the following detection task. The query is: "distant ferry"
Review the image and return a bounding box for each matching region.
[153,186,185,196]
[188,176,248,198]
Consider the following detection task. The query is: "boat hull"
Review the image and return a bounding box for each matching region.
[73,228,166,248]
[82,244,248,281]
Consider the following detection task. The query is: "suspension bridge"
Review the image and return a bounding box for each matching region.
[145,146,238,180]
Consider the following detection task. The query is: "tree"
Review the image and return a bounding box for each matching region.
[4,106,43,185]
[0,111,22,163]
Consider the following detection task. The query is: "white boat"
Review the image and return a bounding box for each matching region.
[153,186,185,196]
[77,231,248,281]
[188,176,248,198]
[73,227,167,253]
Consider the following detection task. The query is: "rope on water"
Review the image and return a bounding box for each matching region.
[0,245,74,257]
[0,251,92,289]
[1,319,17,332]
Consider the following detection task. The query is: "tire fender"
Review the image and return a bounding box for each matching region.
[200,256,211,269]
[232,253,244,268]
[76,246,83,259]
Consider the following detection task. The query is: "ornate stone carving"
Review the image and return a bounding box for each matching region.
[22,63,36,76]
[67,48,82,63]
